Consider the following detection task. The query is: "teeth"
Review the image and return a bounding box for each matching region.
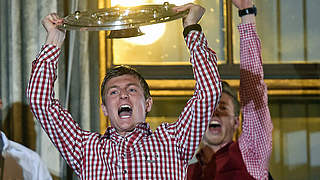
[210,120,220,125]
[120,104,131,108]
[118,104,132,111]
[118,104,132,117]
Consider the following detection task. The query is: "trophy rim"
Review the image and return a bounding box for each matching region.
[59,3,188,31]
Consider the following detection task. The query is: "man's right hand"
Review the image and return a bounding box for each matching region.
[173,3,205,28]
[42,13,66,48]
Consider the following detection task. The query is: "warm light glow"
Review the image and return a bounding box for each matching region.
[110,0,195,45]
[111,0,150,7]
[153,0,194,6]
[111,0,195,8]
[123,23,166,45]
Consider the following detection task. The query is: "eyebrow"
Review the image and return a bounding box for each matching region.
[127,83,140,88]
[218,101,232,109]
[106,83,140,92]
[219,101,227,105]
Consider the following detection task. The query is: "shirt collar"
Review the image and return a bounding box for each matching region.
[196,144,215,165]
[102,123,152,141]
[196,142,234,165]
[0,131,9,153]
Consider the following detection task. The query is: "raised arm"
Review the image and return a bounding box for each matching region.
[26,13,85,176]
[234,0,273,179]
[42,13,66,47]
[170,4,222,161]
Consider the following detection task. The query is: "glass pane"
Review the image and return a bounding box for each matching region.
[233,0,320,63]
[280,0,304,62]
[232,5,241,64]
[269,96,320,180]
[307,0,320,62]
[233,0,279,63]
[308,104,320,179]
[112,0,226,65]
[310,132,320,166]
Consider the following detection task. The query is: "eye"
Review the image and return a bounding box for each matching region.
[220,106,227,110]
[109,89,119,95]
[128,88,137,93]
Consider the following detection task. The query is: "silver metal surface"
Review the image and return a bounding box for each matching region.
[105,28,145,38]
[59,2,187,31]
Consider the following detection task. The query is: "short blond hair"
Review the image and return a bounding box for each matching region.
[221,81,240,117]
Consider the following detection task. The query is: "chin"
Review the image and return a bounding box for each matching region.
[122,122,138,130]
[119,124,134,130]
[211,139,223,145]
[205,136,220,145]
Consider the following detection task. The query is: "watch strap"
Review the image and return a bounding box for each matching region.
[238,5,257,17]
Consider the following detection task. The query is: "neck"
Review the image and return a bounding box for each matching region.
[117,130,129,137]
[204,141,229,153]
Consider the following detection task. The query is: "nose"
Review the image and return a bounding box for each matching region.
[213,105,221,117]
[119,89,129,99]
[213,110,219,117]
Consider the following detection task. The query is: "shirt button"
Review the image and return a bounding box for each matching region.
[123,169,127,174]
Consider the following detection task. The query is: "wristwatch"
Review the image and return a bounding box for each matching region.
[238,5,257,17]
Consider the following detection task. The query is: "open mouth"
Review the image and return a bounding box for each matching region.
[209,120,221,128]
[118,105,132,118]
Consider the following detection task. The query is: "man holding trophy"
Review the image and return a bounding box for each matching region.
[27,3,221,179]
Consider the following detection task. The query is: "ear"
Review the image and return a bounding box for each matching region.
[145,97,153,113]
[101,104,108,116]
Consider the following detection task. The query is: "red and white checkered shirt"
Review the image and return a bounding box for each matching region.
[27,31,221,179]
[238,23,273,179]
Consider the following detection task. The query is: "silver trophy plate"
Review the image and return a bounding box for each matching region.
[60,2,187,32]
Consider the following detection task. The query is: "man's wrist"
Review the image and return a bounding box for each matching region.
[45,32,64,48]
[238,5,256,24]
[241,14,256,24]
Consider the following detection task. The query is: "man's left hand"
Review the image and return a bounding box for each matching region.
[232,0,254,10]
